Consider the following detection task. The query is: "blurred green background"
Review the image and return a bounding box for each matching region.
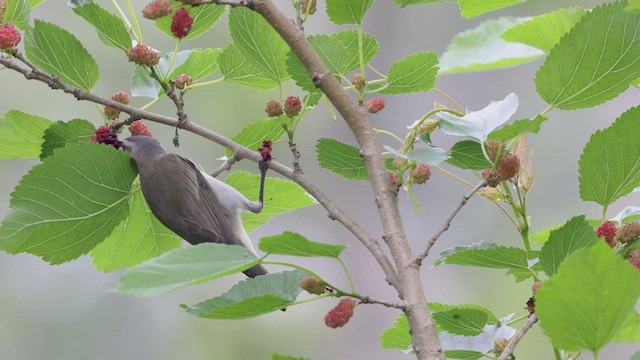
[0,1,637,359]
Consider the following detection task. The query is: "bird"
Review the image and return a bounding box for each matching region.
[121,135,269,278]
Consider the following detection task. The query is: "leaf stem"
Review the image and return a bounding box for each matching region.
[374,128,404,144]
[110,0,137,42]
[432,87,463,113]
[164,40,182,81]
[337,257,356,293]
[185,78,225,90]
[124,0,143,43]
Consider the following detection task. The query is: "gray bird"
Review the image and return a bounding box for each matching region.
[121,135,269,278]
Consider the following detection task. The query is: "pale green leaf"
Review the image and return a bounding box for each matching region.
[384,145,450,166]
[446,140,490,170]
[183,270,306,318]
[539,216,599,277]
[270,355,309,360]
[218,43,279,91]
[443,351,484,360]
[259,231,346,257]
[488,115,548,141]
[502,8,586,53]
[628,0,640,13]
[27,0,44,9]
[536,242,640,353]
[316,138,369,181]
[612,311,640,343]
[0,110,53,159]
[70,1,132,51]
[458,0,527,19]
[229,7,290,82]
[439,17,543,74]
[436,242,528,269]
[156,2,226,40]
[168,48,223,81]
[531,224,561,246]
[326,0,374,25]
[579,106,640,207]
[225,171,316,232]
[225,117,287,158]
[0,143,137,264]
[25,20,99,90]
[380,313,411,350]
[433,308,488,336]
[40,119,95,159]
[535,1,640,110]
[90,184,182,272]
[116,243,260,297]
[5,0,30,29]
[380,52,438,94]
[130,66,162,98]
[393,0,454,6]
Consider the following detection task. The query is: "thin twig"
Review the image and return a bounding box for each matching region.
[351,294,405,309]
[415,180,487,262]
[0,48,400,290]
[210,155,239,177]
[497,314,538,360]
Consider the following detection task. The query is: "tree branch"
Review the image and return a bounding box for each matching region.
[415,180,487,262]
[0,48,399,291]
[497,314,538,360]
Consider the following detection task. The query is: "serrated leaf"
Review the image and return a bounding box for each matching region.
[70,1,131,51]
[611,206,640,224]
[225,117,287,158]
[385,145,450,166]
[0,110,53,159]
[116,243,260,297]
[531,224,561,245]
[218,43,279,91]
[439,17,543,74]
[537,242,640,353]
[40,119,95,159]
[380,312,412,351]
[446,140,490,170]
[488,115,547,141]
[502,7,586,53]
[229,7,290,82]
[429,303,498,324]
[316,138,369,181]
[579,106,640,207]
[5,0,30,29]
[438,314,516,353]
[184,270,307,318]
[539,215,599,277]
[25,20,99,90]
[436,93,519,142]
[0,143,137,264]
[433,308,488,336]
[436,242,529,269]
[458,0,527,19]
[90,184,182,272]
[443,350,484,360]
[259,231,345,257]
[287,30,378,92]
[535,1,640,110]
[380,52,438,94]
[271,355,309,360]
[155,2,225,40]
[130,66,162,98]
[326,0,374,25]
[27,0,44,9]
[225,171,315,232]
[168,48,222,82]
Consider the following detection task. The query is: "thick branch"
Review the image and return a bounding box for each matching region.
[247,1,443,358]
[497,314,538,360]
[0,49,399,290]
[416,180,487,262]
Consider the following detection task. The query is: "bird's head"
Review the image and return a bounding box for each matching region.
[121,135,167,163]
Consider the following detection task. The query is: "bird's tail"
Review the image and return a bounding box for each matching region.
[243,263,268,278]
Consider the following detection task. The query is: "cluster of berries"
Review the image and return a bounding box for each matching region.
[388,157,431,188]
[595,221,640,269]
[299,276,356,328]
[265,96,303,118]
[482,140,521,187]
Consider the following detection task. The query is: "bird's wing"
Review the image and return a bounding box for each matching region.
[140,154,241,247]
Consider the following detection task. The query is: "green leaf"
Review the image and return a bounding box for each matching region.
[167,48,222,82]
[446,140,490,170]
[270,355,309,360]
[579,106,640,207]
[25,20,99,90]
[443,351,484,360]
[0,143,137,264]
[458,0,527,19]
[488,115,548,141]
[433,308,488,336]
[0,110,53,159]
[380,313,411,351]
[612,311,640,343]
[628,0,640,13]
[70,1,132,51]
[535,1,640,110]
[116,243,260,297]
[439,17,543,74]
[218,43,279,91]
[156,2,226,40]
[5,0,30,29]
[130,66,162,98]
[259,231,346,257]
[537,242,640,353]
[531,224,561,246]
[429,303,498,324]
[90,184,182,272]
[393,0,454,7]
[380,52,438,95]
[326,0,374,25]
[539,216,599,277]
[40,119,95,159]
[316,138,369,181]
[229,7,290,82]
[27,0,44,9]
[183,270,307,318]
[287,30,378,92]
[225,117,287,158]
[225,171,316,232]
[502,7,587,53]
